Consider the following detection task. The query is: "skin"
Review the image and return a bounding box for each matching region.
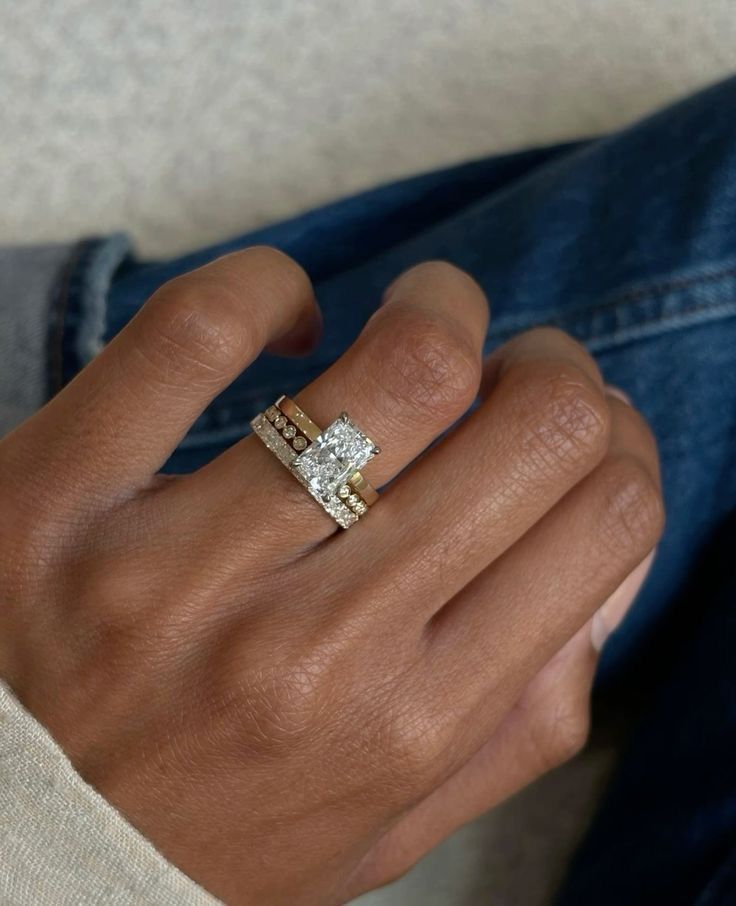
[0,249,664,904]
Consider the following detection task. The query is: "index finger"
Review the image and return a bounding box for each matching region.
[9,248,319,503]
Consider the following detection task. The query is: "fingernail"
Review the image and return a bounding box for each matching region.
[591,549,656,651]
[605,384,632,406]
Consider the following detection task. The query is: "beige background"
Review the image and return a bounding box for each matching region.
[2,1,735,259]
[2,2,733,903]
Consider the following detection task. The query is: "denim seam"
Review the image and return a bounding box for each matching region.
[586,300,736,354]
[490,298,736,353]
[597,263,736,308]
[487,260,736,349]
[47,240,88,397]
[75,233,131,367]
[55,233,131,393]
[489,260,736,339]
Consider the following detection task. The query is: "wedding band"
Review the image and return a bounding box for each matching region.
[250,397,380,528]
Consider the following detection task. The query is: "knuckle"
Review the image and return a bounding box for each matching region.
[228,656,333,758]
[236,245,311,297]
[597,454,665,559]
[369,309,480,419]
[394,260,482,297]
[144,281,251,379]
[615,397,660,459]
[520,327,596,364]
[379,701,455,797]
[505,359,610,476]
[140,247,312,385]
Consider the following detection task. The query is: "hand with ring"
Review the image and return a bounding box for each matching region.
[0,248,664,904]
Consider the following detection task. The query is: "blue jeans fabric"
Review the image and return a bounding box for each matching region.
[52,77,736,904]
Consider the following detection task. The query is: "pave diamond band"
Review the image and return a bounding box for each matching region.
[251,397,379,528]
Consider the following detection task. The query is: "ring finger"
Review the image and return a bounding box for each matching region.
[417,393,663,769]
[181,261,490,550]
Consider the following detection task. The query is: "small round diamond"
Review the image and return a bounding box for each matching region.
[338,485,351,499]
[265,405,279,422]
[353,499,368,515]
[274,416,287,430]
[347,493,361,508]
[282,424,296,439]
[292,436,307,451]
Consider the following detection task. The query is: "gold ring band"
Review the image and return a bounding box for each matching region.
[275,395,321,442]
[251,397,380,529]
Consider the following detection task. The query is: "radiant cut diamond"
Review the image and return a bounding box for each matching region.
[293,414,377,500]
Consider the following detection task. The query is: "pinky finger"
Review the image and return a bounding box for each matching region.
[348,624,598,895]
[348,549,654,895]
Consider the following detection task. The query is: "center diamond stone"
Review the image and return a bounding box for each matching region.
[293,414,377,499]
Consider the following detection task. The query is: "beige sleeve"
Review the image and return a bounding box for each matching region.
[0,681,220,905]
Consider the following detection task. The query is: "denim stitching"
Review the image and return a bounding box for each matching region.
[601,264,736,307]
[490,298,736,350]
[488,260,736,340]
[586,301,736,354]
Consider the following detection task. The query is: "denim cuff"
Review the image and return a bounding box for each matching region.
[49,232,132,393]
[0,243,78,436]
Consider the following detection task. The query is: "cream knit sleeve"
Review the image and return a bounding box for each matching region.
[0,682,219,905]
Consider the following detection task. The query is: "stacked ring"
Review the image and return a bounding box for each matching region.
[250,397,380,528]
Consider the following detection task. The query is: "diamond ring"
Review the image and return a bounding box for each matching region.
[250,396,380,528]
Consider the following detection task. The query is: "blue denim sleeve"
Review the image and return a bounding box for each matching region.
[0,243,78,434]
[12,75,736,905]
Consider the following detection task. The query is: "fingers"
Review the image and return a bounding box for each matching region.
[295,262,488,481]
[348,623,599,895]
[591,546,656,650]
[350,543,655,894]
[417,392,663,763]
[329,327,611,618]
[13,247,319,503]
[182,261,489,546]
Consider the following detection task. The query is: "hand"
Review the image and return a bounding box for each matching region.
[0,249,663,904]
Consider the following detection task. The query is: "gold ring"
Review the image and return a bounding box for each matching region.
[250,397,380,528]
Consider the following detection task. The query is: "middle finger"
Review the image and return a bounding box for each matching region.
[323,327,612,618]
[179,262,490,550]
